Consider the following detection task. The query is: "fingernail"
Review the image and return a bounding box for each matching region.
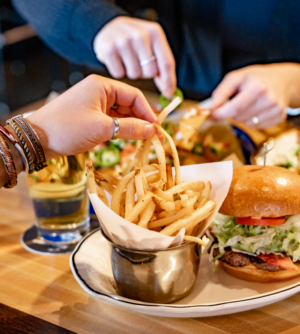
[212,105,229,119]
[144,124,155,138]
[164,88,173,98]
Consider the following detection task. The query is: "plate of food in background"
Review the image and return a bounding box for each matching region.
[254,128,300,172]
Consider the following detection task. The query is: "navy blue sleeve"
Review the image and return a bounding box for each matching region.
[12,0,127,68]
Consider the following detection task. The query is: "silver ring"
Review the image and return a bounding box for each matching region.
[111,117,120,140]
[139,55,156,66]
[252,116,259,126]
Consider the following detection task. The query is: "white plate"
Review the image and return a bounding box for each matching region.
[70,229,300,318]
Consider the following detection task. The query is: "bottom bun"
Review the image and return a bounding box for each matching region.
[219,261,300,283]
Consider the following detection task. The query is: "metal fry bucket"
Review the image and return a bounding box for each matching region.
[100,228,201,304]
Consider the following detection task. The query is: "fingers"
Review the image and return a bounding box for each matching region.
[211,71,246,110]
[115,117,155,140]
[212,77,267,120]
[118,39,142,79]
[150,23,176,97]
[130,27,159,79]
[106,80,158,123]
[244,105,286,129]
[94,17,176,97]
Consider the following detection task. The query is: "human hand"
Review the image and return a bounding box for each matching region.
[93,16,176,98]
[26,75,159,160]
[211,63,300,129]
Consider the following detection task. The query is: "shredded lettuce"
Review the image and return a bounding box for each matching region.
[209,213,300,262]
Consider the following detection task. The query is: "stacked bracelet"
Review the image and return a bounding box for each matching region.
[0,125,29,173]
[6,119,35,174]
[0,133,18,188]
[12,116,47,171]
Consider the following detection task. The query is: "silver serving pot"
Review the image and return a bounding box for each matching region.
[100,228,201,304]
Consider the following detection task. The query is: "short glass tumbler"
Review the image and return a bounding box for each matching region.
[27,153,90,244]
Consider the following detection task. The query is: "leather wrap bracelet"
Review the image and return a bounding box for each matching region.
[0,133,18,188]
[6,119,35,174]
[12,116,47,171]
[0,125,29,173]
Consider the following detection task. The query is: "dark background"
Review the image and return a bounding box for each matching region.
[0,0,156,118]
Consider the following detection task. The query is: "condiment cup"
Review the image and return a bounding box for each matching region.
[100,228,201,304]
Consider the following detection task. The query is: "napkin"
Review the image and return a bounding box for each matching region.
[89,161,233,251]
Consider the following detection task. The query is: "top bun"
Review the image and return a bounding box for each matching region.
[219,165,300,217]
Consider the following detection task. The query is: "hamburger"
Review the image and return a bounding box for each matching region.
[207,165,300,282]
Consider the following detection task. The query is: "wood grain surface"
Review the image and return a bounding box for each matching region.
[0,302,76,334]
[1,175,300,334]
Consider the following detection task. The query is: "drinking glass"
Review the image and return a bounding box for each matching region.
[27,153,90,245]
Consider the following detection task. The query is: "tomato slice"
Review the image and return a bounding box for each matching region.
[235,216,286,226]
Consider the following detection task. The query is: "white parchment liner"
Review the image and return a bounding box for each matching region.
[89,161,233,250]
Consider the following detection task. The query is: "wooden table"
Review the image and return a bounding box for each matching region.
[1,175,300,334]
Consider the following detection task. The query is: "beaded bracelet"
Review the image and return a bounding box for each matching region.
[6,119,35,174]
[0,133,18,188]
[0,125,29,173]
[12,116,47,170]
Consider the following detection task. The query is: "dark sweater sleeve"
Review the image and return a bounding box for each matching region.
[12,0,127,68]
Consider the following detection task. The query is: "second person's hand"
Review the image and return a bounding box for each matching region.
[93,16,177,98]
[210,63,300,129]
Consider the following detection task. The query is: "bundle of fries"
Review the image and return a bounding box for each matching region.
[86,98,233,250]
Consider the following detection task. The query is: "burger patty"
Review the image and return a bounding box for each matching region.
[213,247,283,272]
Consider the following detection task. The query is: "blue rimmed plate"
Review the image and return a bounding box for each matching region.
[70,229,300,317]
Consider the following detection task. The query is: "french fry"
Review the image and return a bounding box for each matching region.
[157,96,182,124]
[98,180,115,195]
[120,202,125,218]
[146,172,160,184]
[132,141,144,167]
[202,181,212,200]
[190,223,202,237]
[161,201,176,212]
[125,192,154,223]
[184,211,212,233]
[125,178,135,219]
[138,201,156,229]
[181,194,189,207]
[153,188,173,202]
[94,170,119,187]
[165,181,204,195]
[149,198,196,229]
[183,235,207,247]
[151,226,162,232]
[166,164,174,190]
[86,160,97,194]
[174,200,181,211]
[185,225,194,236]
[160,200,216,236]
[157,210,177,219]
[153,123,181,185]
[111,171,135,215]
[141,170,148,193]
[142,164,160,173]
[185,190,195,198]
[197,181,211,209]
[111,165,158,215]
[96,183,110,208]
[197,197,208,209]
[141,139,152,166]
[135,168,144,201]
[151,134,167,184]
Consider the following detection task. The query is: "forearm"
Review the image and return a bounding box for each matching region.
[12,0,126,67]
